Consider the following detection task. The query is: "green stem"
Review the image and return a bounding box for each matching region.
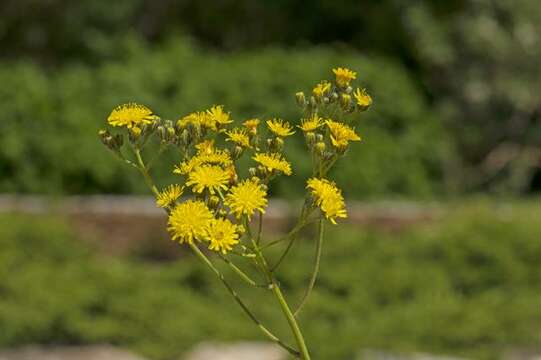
[248,235,311,360]
[133,147,159,196]
[189,243,299,357]
[294,217,324,317]
[218,253,267,288]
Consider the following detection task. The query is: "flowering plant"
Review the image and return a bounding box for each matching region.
[100,67,371,359]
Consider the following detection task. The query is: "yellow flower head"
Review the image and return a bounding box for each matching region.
[107,103,158,129]
[186,164,230,194]
[313,81,331,98]
[353,88,372,109]
[266,118,295,137]
[225,179,268,219]
[177,111,214,130]
[156,184,184,208]
[168,200,213,243]
[243,118,260,134]
[306,178,347,224]
[205,218,243,254]
[226,128,251,148]
[298,114,324,132]
[332,67,357,87]
[207,105,233,127]
[195,139,215,155]
[326,119,361,150]
[253,152,292,176]
[174,148,232,175]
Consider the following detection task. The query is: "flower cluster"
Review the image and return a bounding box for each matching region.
[100,67,371,255]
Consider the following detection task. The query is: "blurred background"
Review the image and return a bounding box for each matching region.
[0,0,540,359]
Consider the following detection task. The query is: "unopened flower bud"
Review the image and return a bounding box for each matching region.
[295,92,306,107]
[232,145,244,159]
[167,126,176,141]
[331,92,339,101]
[340,94,352,109]
[271,137,284,152]
[305,132,316,147]
[309,96,317,107]
[316,134,324,142]
[345,86,353,94]
[157,125,167,141]
[180,129,190,145]
[315,142,326,155]
[208,195,221,210]
[248,167,258,178]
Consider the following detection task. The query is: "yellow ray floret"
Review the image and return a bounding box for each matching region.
[186,164,230,194]
[107,103,158,128]
[266,118,295,137]
[332,67,357,87]
[226,128,251,148]
[174,148,232,175]
[243,118,260,134]
[168,200,213,243]
[225,179,268,219]
[306,178,347,224]
[253,152,292,176]
[313,81,331,98]
[298,114,324,132]
[326,119,361,150]
[205,217,243,254]
[207,105,233,126]
[156,184,184,208]
[353,88,372,108]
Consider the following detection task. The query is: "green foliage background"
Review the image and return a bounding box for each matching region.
[0,0,539,196]
[0,39,443,198]
[1,202,541,359]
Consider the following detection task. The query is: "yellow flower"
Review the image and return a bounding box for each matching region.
[168,200,213,243]
[207,105,233,127]
[225,179,268,219]
[107,103,158,128]
[266,118,295,137]
[186,164,230,194]
[353,88,372,109]
[174,148,232,175]
[298,114,324,132]
[326,119,361,150]
[178,111,216,131]
[156,184,184,208]
[195,139,215,155]
[332,67,357,87]
[226,128,251,148]
[313,81,331,98]
[243,118,260,134]
[253,152,292,176]
[306,178,347,224]
[205,218,242,254]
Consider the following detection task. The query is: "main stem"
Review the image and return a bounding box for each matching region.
[248,232,311,360]
[189,243,300,357]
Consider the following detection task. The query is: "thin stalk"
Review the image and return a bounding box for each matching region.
[189,243,299,357]
[249,238,311,360]
[294,217,324,317]
[133,147,159,196]
[218,253,268,288]
[256,211,263,245]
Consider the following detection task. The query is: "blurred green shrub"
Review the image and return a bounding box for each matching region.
[0,38,444,198]
[1,202,541,359]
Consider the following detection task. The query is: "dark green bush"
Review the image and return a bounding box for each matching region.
[1,202,541,359]
[0,38,444,198]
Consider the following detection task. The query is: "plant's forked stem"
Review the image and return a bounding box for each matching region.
[294,217,324,317]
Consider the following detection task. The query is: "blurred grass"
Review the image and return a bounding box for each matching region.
[1,200,540,359]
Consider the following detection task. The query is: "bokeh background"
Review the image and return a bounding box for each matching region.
[1,0,540,359]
